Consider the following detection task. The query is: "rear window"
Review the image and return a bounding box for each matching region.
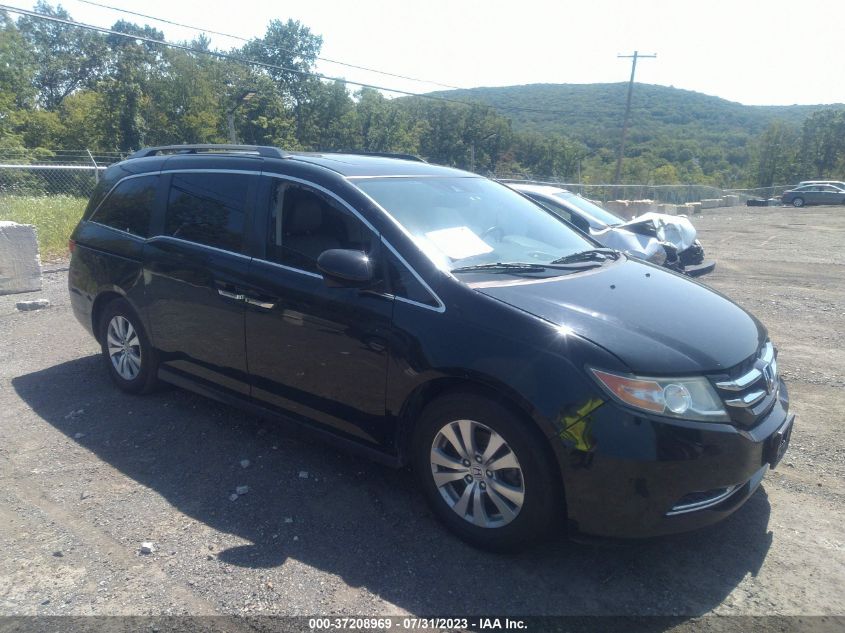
[164,172,250,252]
[89,175,158,238]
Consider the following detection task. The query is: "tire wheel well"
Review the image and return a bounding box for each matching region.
[91,291,123,343]
[396,378,566,510]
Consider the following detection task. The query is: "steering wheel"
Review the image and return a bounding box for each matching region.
[480,225,505,242]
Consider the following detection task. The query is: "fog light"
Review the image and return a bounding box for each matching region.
[663,383,692,414]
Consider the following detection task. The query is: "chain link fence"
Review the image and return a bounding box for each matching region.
[0,149,125,258]
[0,149,791,203]
[494,173,789,205]
[0,149,123,198]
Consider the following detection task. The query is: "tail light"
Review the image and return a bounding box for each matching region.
[68,238,76,254]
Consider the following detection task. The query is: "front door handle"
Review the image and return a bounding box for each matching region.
[218,288,245,301]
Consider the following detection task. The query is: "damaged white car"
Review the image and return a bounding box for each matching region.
[508,183,715,276]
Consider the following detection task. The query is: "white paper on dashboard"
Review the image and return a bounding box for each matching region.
[424,226,493,260]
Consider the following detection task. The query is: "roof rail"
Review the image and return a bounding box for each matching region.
[330,151,426,163]
[127,144,288,160]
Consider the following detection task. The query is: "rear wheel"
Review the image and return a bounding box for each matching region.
[414,392,562,551]
[99,298,158,394]
[792,197,805,208]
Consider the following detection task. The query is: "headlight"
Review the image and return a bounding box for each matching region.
[590,368,730,422]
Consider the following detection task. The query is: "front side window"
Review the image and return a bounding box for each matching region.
[555,192,624,228]
[165,172,249,252]
[90,175,158,237]
[353,177,593,272]
[267,181,374,274]
[528,194,573,223]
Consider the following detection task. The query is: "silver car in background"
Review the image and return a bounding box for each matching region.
[508,183,715,276]
[782,183,845,207]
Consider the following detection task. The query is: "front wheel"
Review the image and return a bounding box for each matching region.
[792,197,805,208]
[414,392,562,551]
[99,298,158,394]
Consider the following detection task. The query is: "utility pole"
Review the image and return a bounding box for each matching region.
[614,51,656,185]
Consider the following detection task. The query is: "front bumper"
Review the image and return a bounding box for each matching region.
[684,260,716,277]
[560,379,792,539]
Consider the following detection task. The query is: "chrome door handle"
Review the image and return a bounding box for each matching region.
[217,289,245,301]
[244,296,276,309]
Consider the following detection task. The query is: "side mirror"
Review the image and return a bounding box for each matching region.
[317,249,375,288]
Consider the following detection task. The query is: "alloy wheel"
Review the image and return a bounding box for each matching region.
[430,419,525,528]
[106,315,142,381]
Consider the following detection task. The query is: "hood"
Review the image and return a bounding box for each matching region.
[622,212,697,251]
[474,258,764,374]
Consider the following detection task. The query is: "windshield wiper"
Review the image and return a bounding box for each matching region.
[451,262,549,273]
[550,248,620,265]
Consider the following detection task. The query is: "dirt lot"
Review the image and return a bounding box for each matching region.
[0,205,843,628]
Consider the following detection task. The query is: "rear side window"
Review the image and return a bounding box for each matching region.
[90,175,158,237]
[165,172,249,252]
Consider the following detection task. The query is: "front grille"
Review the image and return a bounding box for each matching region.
[710,341,779,428]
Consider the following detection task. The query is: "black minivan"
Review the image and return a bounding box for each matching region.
[68,145,794,550]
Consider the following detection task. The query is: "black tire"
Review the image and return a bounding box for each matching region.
[413,392,562,551]
[792,197,805,208]
[98,298,158,394]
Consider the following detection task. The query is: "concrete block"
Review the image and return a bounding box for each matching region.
[687,202,702,214]
[603,200,633,219]
[700,198,722,210]
[0,221,42,295]
[628,199,659,218]
[657,204,678,216]
[16,298,50,311]
[722,194,740,207]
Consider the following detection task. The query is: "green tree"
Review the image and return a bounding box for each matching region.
[241,19,322,137]
[749,122,800,187]
[17,1,107,108]
[799,109,845,178]
[0,12,37,145]
[100,20,165,151]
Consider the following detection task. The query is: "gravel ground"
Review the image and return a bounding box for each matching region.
[0,205,843,628]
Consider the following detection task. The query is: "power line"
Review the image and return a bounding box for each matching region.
[74,0,465,91]
[2,4,575,116]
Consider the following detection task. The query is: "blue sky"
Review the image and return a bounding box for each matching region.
[10,0,845,106]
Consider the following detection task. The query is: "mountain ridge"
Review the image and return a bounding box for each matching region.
[429,82,838,143]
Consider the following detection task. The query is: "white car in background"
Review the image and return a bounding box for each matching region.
[508,183,715,276]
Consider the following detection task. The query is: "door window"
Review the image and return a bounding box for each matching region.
[90,175,158,237]
[267,181,374,274]
[165,172,250,252]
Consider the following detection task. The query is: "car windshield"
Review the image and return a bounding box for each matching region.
[354,177,594,272]
[554,192,624,227]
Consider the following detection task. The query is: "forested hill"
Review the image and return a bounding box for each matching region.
[430,83,831,147]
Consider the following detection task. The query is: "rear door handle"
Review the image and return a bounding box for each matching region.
[217,288,245,301]
[244,296,276,309]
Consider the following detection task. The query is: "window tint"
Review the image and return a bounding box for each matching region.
[267,182,373,274]
[165,172,249,252]
[91,175,158,237]
[385,250,438,307]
